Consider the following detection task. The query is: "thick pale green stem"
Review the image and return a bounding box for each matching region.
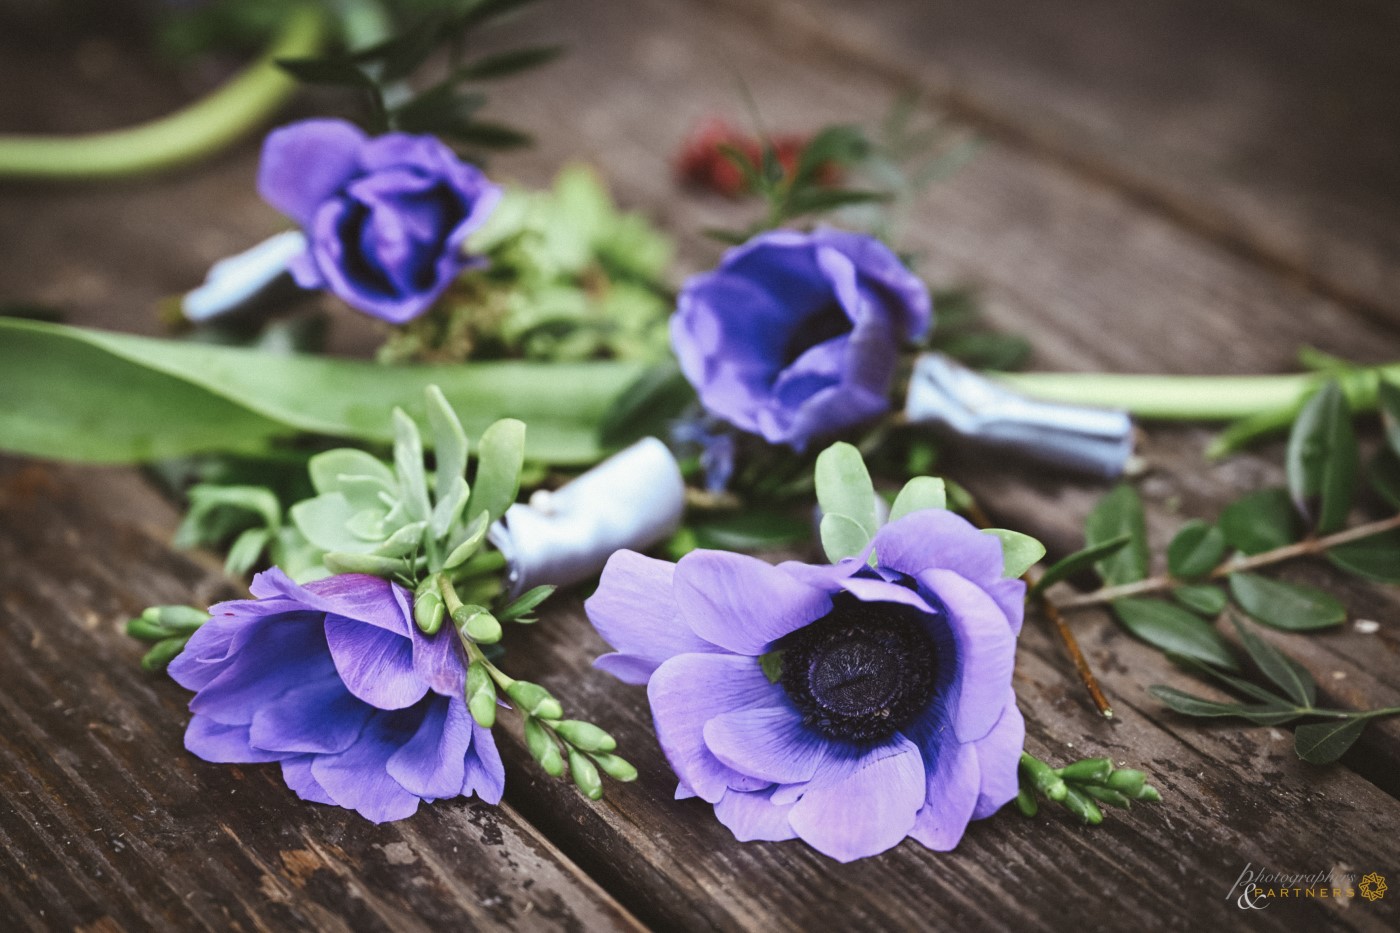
[996,363,1400,421]
[0,6,327,181]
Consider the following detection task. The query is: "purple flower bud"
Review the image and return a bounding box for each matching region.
[257,119,501,323]
[585,509,1024,862]
[671,228,931,450]
[168,570,503,822]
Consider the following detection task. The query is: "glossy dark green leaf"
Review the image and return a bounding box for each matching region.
[1378,379,1400,458]
[1294,718,1368,765]
[1147,686,1296,724]
[1085,485,1149,585]
[1219,488,1301,555]
[1167,519,1226,579]
[1169,654,1295,707]
[1285,381,1356,533]
[690,511,810,552]
[1029,535,1131,597]
[1327,530,1400,584]
[1228,614,1316,707]
[1112,598,1237,669]
[0,319,644,465]
[1171,584,1228,617]
[276,56,376,87]
[392,85,487,134]
[1369,449,1400,510]
[1228,572,1346,631]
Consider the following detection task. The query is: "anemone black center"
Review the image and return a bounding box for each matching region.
[782,302,850,365]
[777,594,938,743]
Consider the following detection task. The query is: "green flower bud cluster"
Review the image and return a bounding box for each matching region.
[125,605,208,671]
[1015,752,1162,825]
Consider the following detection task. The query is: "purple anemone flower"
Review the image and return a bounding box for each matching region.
[585,509,1024,862]
[671,228,931,451]
[258,118,501,323]
[168,569,503,822]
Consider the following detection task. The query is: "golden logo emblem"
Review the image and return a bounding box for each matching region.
[1359,872,1388,902]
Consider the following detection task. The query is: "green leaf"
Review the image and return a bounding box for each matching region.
[1219,488,1301,555]
[392,409,431,522]
[1112,598,1237,669]
[425,385,468,494]
[1085,485,1148,585]
[1294,718,1368,765]
[0,320,644,466]
[225,527,270,576]
[814,442,878,560]
[1147,686,1296,725]
[598,362,696,449]
[322,552,414,577]
[983,529,1045,578]
[1170,654,1297,708]
[308,449,395,502]
[276,56,376,88]
[889,477,947,522]
[759,651,784,684]
[468,419,526,523]
[290,493,372,554]
[1030,535,1131,597]
[690,511,809,551]
[499,585,556,623]
[1171,584,1228,617]
[1285,381,1357,533]
[1368,449,1400,510]
[1378,379,1400,458]
[374,521,427,558]
[783,188,891,219]
[430,476,470,540]
[453,45,562,80]
[1327,530,1400,584]
[1166,519,1226,579]
[443,511,490,569]
[1227,614,1316,707]
[1228,572,1346,631]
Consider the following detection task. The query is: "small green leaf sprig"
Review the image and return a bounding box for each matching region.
[1015,754,1162,825]
[126,605,210,671]
[1044,378,1400,763]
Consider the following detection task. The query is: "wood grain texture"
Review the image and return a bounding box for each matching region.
[0,463,642,933]
[718,0,1400,326]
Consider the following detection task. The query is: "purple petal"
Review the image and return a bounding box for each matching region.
[411,625,468,697]
[971,691,1025,819]
[702,705,832,785]
[586,550,720,684]
[811,226,932,340]
[188,616,331,725]
[788,735,926,862]
[919,569,1017,742]
[908,734,981,851]
[252,570,411,637]
[249,675,373,755]
[311,710,423,823]
[324,615,427,710]
[257,119,366,227]
[872,511,1004,589]
[713,787,798,842]
[836,575,937,613]
[463,721,505,804]
[673,551,831,656]
[185,716,290,763]
[281,755,336,806]
[647,653,784,803]
[386,695,470,799]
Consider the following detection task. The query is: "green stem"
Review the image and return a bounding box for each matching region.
[996,363,1400,421]
[0,6,328,181]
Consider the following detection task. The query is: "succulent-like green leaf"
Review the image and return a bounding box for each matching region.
[814,442,879,560]
[308,448,395,500]
[889,476,947,522]
[820,512,872,564]
[425,385,469,495]
[984,528,1045,578]
[468,419,527,524]
[393,408,432,522]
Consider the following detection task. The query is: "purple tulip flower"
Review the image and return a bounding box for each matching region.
[258,118,501,323]
[585,509,1024,862]
[168,569,503,822]
[671,228,931,451]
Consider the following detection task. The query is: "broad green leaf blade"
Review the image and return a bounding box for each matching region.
[468,419,527,524]
[1294,718,1368,765]
[1170,654,1297,707]
[820,512,871,564]
[1147,686,1267,720]
[1171,584,1228,617]
[690,511,810,551]
[1368,449,1400,511]
[1166,519,1226,579]
[1029,535,1131,597]
[814,442,878,549]
[1219,488,1301,555]
[0,319,643,465]
[1227,615,1316,707]
[1285,381,1357,533]
[1113,598,1237,669]
[598,362,696,449]
[983,529,1045,579]
[425,385,468,494]
[1326,530,1400,584]
[1228,572,1346,631]
[1378,379,1400,458]
[1085,485,1148,585]
[889,477,947,522]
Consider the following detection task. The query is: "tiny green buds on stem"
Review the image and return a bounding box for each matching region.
[127,605,208,640]
[505,681,564,720]
[1019,752,1067,801]
[1081,785,1133,810]
[141,637,190,672]
[1014,783,1039,818]
[455,605,502,644]
[1105,767,1146,796]
[568,748,603,800]
[524,716,565,776]
[588,752,638,782]
[1061,787,1104,825]
[1056,757,1113,784]
[465,662,497,728]
[414,587,445,635]
[1016,751,1162,826]
[552,720,617,753]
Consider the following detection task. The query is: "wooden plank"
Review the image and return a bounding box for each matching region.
[717,0,1400,327]
[0,463,643,933]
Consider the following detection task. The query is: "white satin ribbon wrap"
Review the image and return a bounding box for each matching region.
[490,437,685,596]
[182,230,306,322]
[905,353,1135,478]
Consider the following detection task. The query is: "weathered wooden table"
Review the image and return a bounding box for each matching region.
[3,1,1399,929]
